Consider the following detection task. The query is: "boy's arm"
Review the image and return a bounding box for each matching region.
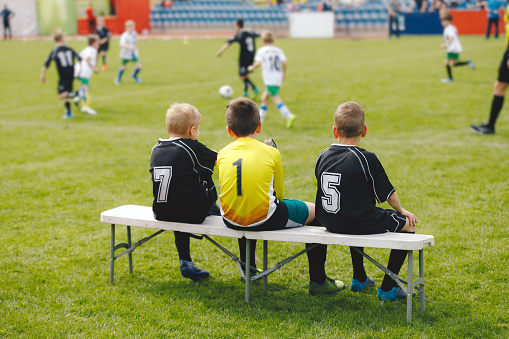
[40,66,47,83]
[387,192,417,226]
[216,42,231,56]
[440,36,454,48]
[281,60,287,80]
[273,150,285,201]
[247,60,261,72]
[85,56,98,73]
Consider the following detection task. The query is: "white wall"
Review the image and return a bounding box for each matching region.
[289,12,335,38]
[2,0,39,37]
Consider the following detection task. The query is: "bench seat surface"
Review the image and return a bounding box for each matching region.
[101,205,434,250]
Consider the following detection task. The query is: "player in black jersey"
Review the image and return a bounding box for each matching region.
[470,46,509,134]
[150,103,219,282]
[40,31,81,119]
[217,19,260,98]
[314,101,418,301]
[96,16,111,71]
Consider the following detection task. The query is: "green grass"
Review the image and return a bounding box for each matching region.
[1,35,508,338]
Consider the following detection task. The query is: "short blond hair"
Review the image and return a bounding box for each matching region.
[125,20,135,28]
[334,101,365,138]
[54,29,64,42]
[261,31,274,43]
[166,103,201,136]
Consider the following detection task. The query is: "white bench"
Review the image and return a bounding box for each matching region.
[100,205,434,323]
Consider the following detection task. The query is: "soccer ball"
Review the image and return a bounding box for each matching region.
[219,85,233,99]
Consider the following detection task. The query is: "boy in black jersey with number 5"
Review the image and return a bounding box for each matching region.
[315,101,418,301]
[150,103,219,282]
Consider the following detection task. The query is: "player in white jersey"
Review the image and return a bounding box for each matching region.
[440,12,474,83]
[74,34,99,115]
[248,31,296,128]
[115,20,142,84]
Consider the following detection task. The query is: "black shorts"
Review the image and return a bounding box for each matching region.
[497,52,509,83]
[373,208,407,233]
[223,201,289,231]
[99,43,109,52]
[58,78,74,94]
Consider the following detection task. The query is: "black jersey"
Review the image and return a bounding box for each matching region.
[227,29,259,65]
[97,26,110,49]
[315,144,397,234]
[43,45,81,81]
[150,138,218,224]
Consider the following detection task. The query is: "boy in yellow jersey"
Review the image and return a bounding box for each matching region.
[505,4,509,46]
[217,97,344,295]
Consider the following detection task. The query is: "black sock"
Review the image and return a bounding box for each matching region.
[102,55,107,65]
[380,249,409,292]
[64,101,71,113]
[238,237,256,268]
[243,79,249,93]
[174,231,192,262]
[245,77,256,90]
[488,95,504,129]
[446,65,452,79]
[350,247,367,282]
[455,61,468,66]
[306,244,327,284]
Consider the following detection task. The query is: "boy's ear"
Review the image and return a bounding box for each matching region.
[333,125,340,139]
[361,124,368,137]
[256,122,262,134]
[227,126,236,138]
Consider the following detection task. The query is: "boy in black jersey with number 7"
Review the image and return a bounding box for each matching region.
[150,103,219,282]
[314,101,418,301]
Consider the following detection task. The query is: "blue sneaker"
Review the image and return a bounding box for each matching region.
[350,277,375,292]
[441,78,453,83]
[179,260,209,282]
[377,286,406,301]
[132,76,142,84]
[468,60,475,70]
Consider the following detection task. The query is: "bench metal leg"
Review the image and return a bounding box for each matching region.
[420,249,425,313]
[407,250,413,323]
[263,240,268,293]
[110,224,115,284]
[127,226,133,274]
[245,239,251,302]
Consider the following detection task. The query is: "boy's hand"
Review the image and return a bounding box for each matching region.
[247,65,254,72]
[94,67,99,73]
[40,75,45,83]
[400,209,417,227]
[440,43,447,49]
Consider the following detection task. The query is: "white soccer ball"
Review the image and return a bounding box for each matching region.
[219,85,233,99]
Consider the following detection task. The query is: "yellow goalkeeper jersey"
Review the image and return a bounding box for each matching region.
[217,137,285,227]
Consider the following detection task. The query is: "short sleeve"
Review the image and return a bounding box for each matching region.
[368,153,395,203]
[189,140,217,173]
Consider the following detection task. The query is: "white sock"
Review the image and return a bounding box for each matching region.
[260,105,268,122]
[277,103,292,119]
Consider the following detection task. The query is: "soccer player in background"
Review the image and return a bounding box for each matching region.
[96,15,111,71]
[440,12,475,83]
[1,4,13,40]
[40,30,82,119]
[217,19,260,98]
[470,44,509,134]
[74,34,99,115]
[115,20,142,84]
[248,31,296,128]
[477,0,505,39]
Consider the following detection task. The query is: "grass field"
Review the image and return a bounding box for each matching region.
[1,34,508,338]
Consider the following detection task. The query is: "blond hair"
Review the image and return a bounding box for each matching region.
[166,103,201,137]
[261,31,274,43]
[54,29,64,42]
[334,101,365,138]
[125,20,135,28]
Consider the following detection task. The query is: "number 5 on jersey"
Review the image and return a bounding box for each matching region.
[321,172,341,213]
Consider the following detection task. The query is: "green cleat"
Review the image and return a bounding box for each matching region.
[286,114,296,128]
[309,277,345,296]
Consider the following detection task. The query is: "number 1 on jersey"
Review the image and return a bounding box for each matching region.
[233,158,243,196]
